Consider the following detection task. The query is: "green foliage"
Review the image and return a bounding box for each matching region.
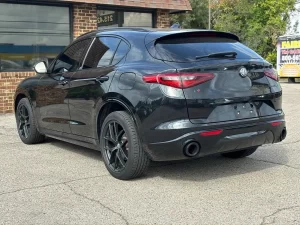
[214,0,296,65]
[171,0,209,29]
[172,0,297,66]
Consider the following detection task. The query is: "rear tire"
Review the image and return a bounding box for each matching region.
[100,111,150,180]
[221,147,258,159]
[288,77,296,83]
[16,98,45,144]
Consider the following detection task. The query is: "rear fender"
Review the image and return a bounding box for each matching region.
[94,93,142,143]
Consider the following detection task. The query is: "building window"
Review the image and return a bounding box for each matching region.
[0,3,70,72]
[123,12,153,27]
[97,9,153,28]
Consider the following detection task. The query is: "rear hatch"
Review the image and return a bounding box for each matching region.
[146,31,282,124]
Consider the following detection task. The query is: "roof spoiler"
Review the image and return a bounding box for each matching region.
[158,31,239,42]
[145,30,240,44]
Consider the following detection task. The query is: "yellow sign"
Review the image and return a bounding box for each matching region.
[281,40,300,49]
[279,64,300,77]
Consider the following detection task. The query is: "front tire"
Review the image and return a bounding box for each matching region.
[100,111,150,180]
[221,147,258,159]
[16,98,45,144]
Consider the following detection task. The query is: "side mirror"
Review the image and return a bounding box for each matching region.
[34,61,48,74]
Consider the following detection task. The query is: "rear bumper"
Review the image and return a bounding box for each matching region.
[143,114,286,161]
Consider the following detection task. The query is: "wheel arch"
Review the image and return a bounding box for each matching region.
[14,91,31,113]
[96,97,141,141]
[14,87,41,132]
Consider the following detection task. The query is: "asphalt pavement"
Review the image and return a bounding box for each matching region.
[0,83,299,225]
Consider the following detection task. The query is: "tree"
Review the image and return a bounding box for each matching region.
[171,0,209,29]
[171,0,297,66]
[213,0,296,65]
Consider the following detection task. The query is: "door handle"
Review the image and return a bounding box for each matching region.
[58,80,69,86]
[96,76,109,83]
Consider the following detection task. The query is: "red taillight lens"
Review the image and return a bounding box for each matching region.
[200,129,223,137]
[142,73,214,89]
[271,121,283,126]
[264,69,278,81]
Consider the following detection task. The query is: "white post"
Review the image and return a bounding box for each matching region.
[208,0,211,30]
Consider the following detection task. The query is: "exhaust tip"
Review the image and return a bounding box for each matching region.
[183,141,200,157]
[280,128,287,141]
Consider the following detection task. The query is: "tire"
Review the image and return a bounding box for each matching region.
[221,147,258,159]
[100,111,150,180]
[288,77,296,83]
[16,98,45,144]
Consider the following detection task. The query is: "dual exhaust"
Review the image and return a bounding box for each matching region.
[183,127,287,157]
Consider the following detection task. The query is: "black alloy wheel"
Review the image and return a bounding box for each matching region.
[103,121,129,172]
[17,104,31,139]
[100,111,150,180]
[16,98,45,144]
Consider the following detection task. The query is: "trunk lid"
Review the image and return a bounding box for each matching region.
[165,59,280,124]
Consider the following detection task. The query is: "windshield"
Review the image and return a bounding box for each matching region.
[154,37,263,62]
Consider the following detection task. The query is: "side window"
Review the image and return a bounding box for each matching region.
[52,38,91,74]
[83,37,120,69]
[112,41,130,65]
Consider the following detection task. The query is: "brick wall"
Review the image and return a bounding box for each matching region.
[0,72,35,113]
[73,4,172,37]
[73,4,97,39]
[156,9,171,28]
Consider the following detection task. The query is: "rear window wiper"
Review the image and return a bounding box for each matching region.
[195,51,237,60]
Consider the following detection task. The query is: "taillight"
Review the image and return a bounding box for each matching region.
[264,69,278,81]
[142,73,214,89]
[200,129,223,137]
[271,121,283,126]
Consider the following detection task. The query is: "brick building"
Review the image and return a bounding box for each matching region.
[0,0,191,113]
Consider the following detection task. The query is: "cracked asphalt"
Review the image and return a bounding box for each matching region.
[1,83,300,225]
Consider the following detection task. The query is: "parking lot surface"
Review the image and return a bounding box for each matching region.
[0,83,300,225]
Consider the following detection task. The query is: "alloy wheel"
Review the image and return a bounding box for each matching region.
[17,104,31,139]
[103,121,129,172]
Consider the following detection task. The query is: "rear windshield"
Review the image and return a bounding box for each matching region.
[154,37,263,62]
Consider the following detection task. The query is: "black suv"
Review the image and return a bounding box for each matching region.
[15,28,286,180]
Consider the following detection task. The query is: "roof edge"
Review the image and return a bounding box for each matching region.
[53,0,192,11]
